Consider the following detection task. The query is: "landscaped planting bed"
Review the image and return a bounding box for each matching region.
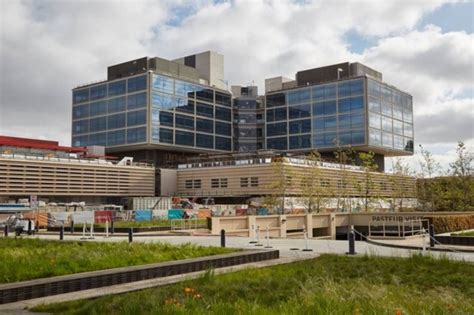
[33,254,474,314]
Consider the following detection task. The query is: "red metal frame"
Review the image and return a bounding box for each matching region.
[0,136,86,153]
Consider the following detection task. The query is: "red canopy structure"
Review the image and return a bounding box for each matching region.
[0,135,86,153]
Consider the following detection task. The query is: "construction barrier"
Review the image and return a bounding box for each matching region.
[23,212,51,227]
[256,208,269,216]
[235,208,248,216]
[135,210,152,222]
[168,209,184,220]
[197,208,211,218]
[94,210,114,223]
[152,210,168,220]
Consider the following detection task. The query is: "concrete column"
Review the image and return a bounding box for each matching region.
[211,217,220,235]
[329,213,336,240]
[280,215,287,238]
[248,216,257,238]
[306,214,313,238]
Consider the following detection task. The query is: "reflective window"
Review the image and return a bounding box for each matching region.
[266,109,275,122]
[338,114,351,129]
[339,96,364,113]
[90,84,107,101]
[274,107,287,121]
[151,108,159,126]
[338,132,351,145]
[267,122,287,137]
[392,90,402,105]
[404,123,413,137]
[266,93,286,107]
[393,106,403,120]
[393,119,403,135]
[107,130,125,146]
[89,100,107,117]
[216,136,232,151]
[127,75,147,93]
[381,101,392,116]
[72,135,88,147]
[108,113,126,129]
[382,116,392,132]
[108,97,126,113]
[369,112,381,129]
[72,120,88,134]
[159,111,173,127]
[215,122,231,136]
[267,137,287,150]
[394,134,404,150]
[381,85,392,102]
[127,110,147,127]
[175,114,194,130]
[289,135,311,149]
[313,100,336,116]
[175,81,197,98]
[215,91,231,107]
[127,127,146,144]
[108,80,126,97]
[196,88,214,103]
[313,132,337,147]
[352,131,365,145]
[288,88,311,105]
[159,128,173,144]
[196,102,214,118]
[368,97,380,113]
[89,116,107,132]
[368,79,381,99]
[215,107,231,121]
[289,119,311,134]
[73,89,89,104]
[382,132,393,147]
[127,92,147,110]
[403,109,413,123]
[196,118,214,133]
[196,133,214,149]
[338,98,351,113]
[324,84,336,99]
[338,81,351,98]
[152,74,174,94]
[369,128,381,145]
[312,117,324,131]
[289,104,311,119]
[324,116,337,130]
[176,98,194,114]
[351,113,365,129]
[89,132,106,146]
[351,79,364,95]
[73,104,89,119]
[234,99,258,109]
[402,94,413,110]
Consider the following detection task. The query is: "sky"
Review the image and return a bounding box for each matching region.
[0,0,473,174]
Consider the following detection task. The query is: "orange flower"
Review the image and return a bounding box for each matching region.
[184,287,195,294]
[395,309,402,315]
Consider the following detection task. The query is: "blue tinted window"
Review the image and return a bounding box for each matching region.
[267,137,287,150]
[324,133,337,146]
[313,102,324,116]
[175,114,194,130]
[324,116,337,130]
[108,80,126,97]
[216,136,231,151]
[176,130,194,146]
[151,108,159,126]
[160,112,173,127]
[215,92,231,107]
[338,98,351,113]
[289,104,311,119]
[324,84,336,99]
[338,114,351,129]
[338,132,351,145]
[369,113,381,129]
[368,97,380,113]
[73,104,89,119]
[289,120,311,134]
[324,100,337,115]
[381,101,392,116]
[89,100,107,117]
[73,89,89,104]
[289,135,311,149]
[313,134,325,147]
[153,93,174,110]
[72,135,88,146]
[196,102,214,118]
[72,120,88,134]
[267,122,287,137]
[266,93,286,107]
[196,118,213,133]
[152,74,174,94]
[274,107,287,121]
[175,81,197,98]
[127,110,146,127]
[288,88,311,105]
[196,88,214,103]
[352,130,365,145]
[312,117,324,131]
[127,75,147,93]
[176,98,194,114]
[107,130,125,146]
[90,84,107,101]
[89,116,107,132]
[108,113,125,129]
[351,79,364,95]
[338,81,351,98]
[159,128,173,144]
[127,92,147,110]
[381,85,392,102]
[215,122,231,136]
[108,97,126,113]
[127,127,146,144]
[351,113,365,129]
[368,79,381,99]
[89,132,106,146]
[351,96,364,111]
[196,133,214,149]
[216,107,231,121]
[266,109,275,122]
[403,109,413,123]
[312,86,325,101]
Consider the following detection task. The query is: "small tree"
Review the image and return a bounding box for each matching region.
[263,156,294,214]
[448,142,474,211]
[358,151,379,212]
[417,144,442,211]
[391,158,413,211]
[333,140,354,212]
[300,151,328,213]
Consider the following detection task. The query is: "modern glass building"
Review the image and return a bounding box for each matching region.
[264,63,413,170]
[72,56,233,166]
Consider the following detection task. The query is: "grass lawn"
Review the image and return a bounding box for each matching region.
[94,219,207,229]
[0,238,234,283]
[33,254,474,314]
[451,230,474,237]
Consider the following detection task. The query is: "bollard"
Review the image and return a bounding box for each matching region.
[27,220,32,235]
[70,220,74,234]
[347,230,356,255]
[220,229,226,248]
[302,226,313,252]
[105,220,109,238]
[35,221,39,233]
[255,225,263,246]
[264,226,272,249]
[89,222,94,239]
[249,225,257,244]
[59,225,64,240]
[128,227,133,243]
[4,225,8,237]
[429,224,435,248]
[422,228,426,254]
[111,219,115,235]
[81,223,87,240]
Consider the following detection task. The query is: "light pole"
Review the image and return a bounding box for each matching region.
[337,68,344,80]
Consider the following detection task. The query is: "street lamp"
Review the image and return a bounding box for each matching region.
[337,68,344,80]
